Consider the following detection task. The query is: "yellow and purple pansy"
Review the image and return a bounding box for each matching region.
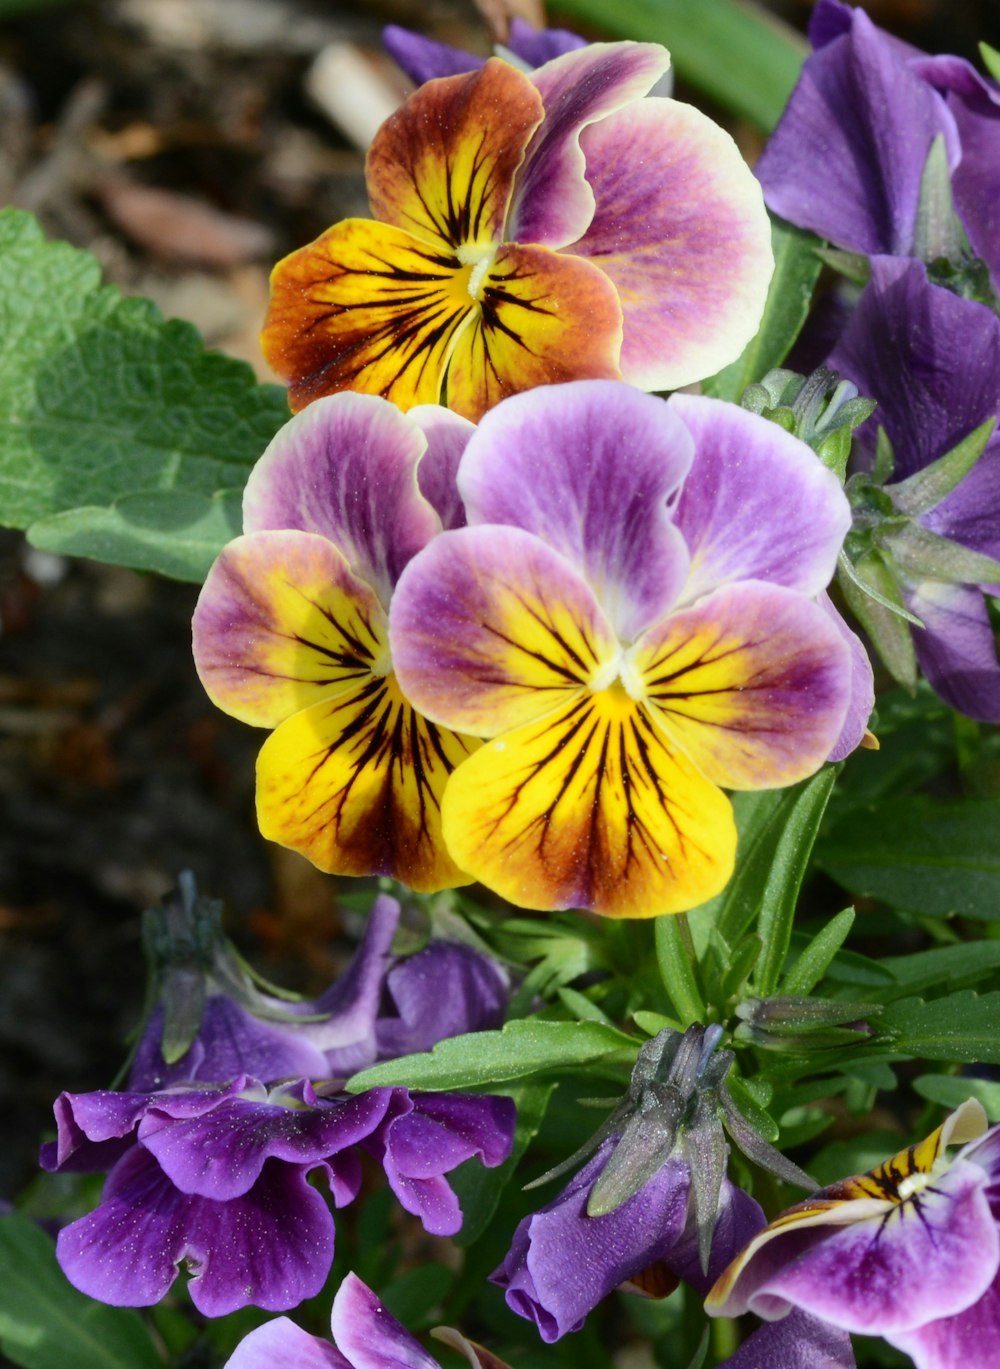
[389,380,864,918]
[707,1099,1000,1369]
[192,392,479,891]
[262,42,773,421]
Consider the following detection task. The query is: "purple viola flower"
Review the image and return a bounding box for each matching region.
[756,0,999,292]
[383,17,586,86]
[389,380,868,918]
[708,1099,1000,1368]
[225,1270,514,1369]
[42,1076,514,1316]
[828,255,1000,721]
[375,939,508,1061]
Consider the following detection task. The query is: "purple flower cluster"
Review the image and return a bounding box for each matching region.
[41,891,514,1316]
[758,0,1000,719]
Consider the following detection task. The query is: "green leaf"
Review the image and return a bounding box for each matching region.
[344,1018,639,1093]
[654,915,705,1024]
[552,0,806,131]
[878,941,1000,998]
[694,768,837,994]
[877,991,1000,1063]
[703,219,823,402]
[981,42,1000,84]
[449,1080,556,1247]
[0,208,289,581]
[0,1214,162,1369]
[818,796,1000,919]
[913,1073,1000,1121]
[780,909,856,995]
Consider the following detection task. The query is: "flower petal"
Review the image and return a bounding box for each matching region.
[458,381,692,639]
[569,99,772,390]
[256,673,477,890]
[443,242,622,422]
[193,531,385,729]
[375,941,508,1059]
[261,219,474,413]
[492,1141,691,1342]
[56,1146,335,1316]
[367,59,543,250]
[890,1269,1000,1369]
[633,582,852,791]
[667,394,851,606]
[410,404,476,531]
[389,525,619,736]
[720,1312,857,1369]
[440,690,736,917]
[817,592,875,762]
[510,42,671,249]
[225,1318,348,1369]
[754,7,958,256]
[382,25,486,85]
[907,580,1000,723]
[242,394,442,605]
[331,1272,442,1369]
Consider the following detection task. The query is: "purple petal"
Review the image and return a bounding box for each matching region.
[668,395,851,607]
[382,25,484,84]
[570,99,773,390]
[890,1268,1000,1369]
[829,256,1000,481]
[331,1272,441,1369]
[507,19,586,67]
[906,580,1000,723]
[56,1146,335,1316]
[721,1311,857,1369]
[756,8,958,256]
[915,54,1000,290]
[491,1141,690,1343]
[458,381,692,638]
[919,439,1000,565]
[817,593,875,761]
[733,1159,999,1335]
[660,1180,766,1296]
[138,1087,396,1200]
[510,42,670,249]
[242,393,441,606]
[410,405,474,532]
[225,1318,349,1369]
[375,942,508,1059]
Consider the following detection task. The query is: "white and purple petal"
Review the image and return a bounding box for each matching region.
[225,1317,350,1369]
[570,100,772,390]
[458,382,692,639]
[817,593,875,761]
[242,393,441,605]
[410,405,475,532]
[667,395,851,607]
[331,1272,442,1369]
[509,42,671,250]
[56,1146,335,1315]
[889,1272,1000,1369]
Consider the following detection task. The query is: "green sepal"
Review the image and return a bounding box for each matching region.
[837,550,920,689]
[913,134,968,265]
[890,418,996,515]
[885,520,1000,586]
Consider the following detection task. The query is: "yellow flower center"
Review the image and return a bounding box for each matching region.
[455,241,499,301]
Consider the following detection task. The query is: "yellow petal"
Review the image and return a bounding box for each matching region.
[257,672,479,892]
[367,59,544,251]
[441,686,735,917]
[262,219,476,413]
[444,244,623,422]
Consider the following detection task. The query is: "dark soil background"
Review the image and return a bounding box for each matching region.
[0,0,994,1204]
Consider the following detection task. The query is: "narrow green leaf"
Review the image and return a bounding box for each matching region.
[703,218,823,402]
[913,1073,1000,1121]
[449,1081,556,1246]
[878,941,1000,998]
[0,1215,162,1369]
[877,991,1000,1063]
[981,42,1000,84]
[556,986,616,1025]
[344,1018,639,1093]
[725,1073,779,1142]
[0,208,289,581]
[818,796,1000,919]
[654,915,705,1024]
[552,0,806,131]
[781,909,856,995]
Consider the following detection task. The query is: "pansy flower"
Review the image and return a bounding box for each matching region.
[192,392,480,890]
[261,41,773,421]
[707,1099,1000,1368]
[43,1076,514,1316]
[225,1271,514,1369]
[389,380,860,918]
